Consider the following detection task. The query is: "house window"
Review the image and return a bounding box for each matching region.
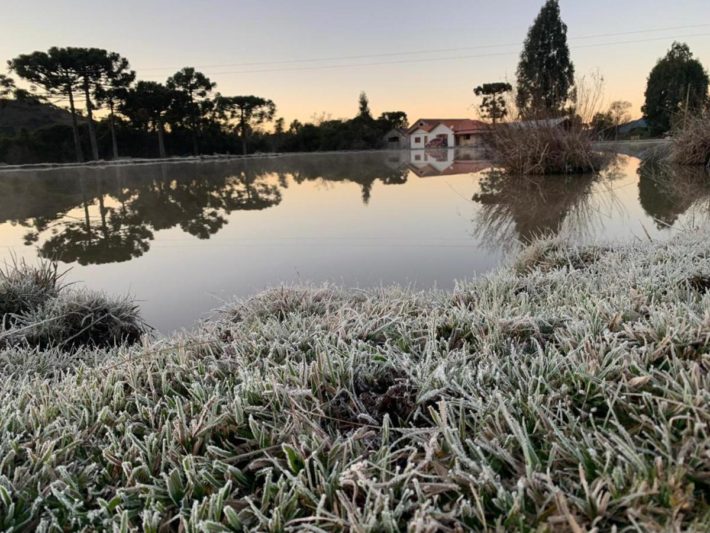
[414,154,421,161]
[424,136,428,143]
[465,134,471,140]
[414,136,421,144]
[388,136,399,143]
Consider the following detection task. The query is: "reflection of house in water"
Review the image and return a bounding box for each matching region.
[407,118,487,149]
[408,149,490,177]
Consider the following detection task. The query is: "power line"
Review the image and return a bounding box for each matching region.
[139,32,710,78]
[136,23,710,72]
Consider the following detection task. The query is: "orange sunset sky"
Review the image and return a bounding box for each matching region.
[2,0,709,124]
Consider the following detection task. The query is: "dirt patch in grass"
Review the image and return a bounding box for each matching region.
[686,274,710,293]
[327,368,419,433]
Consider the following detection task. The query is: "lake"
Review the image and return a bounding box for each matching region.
[1,148,708,332]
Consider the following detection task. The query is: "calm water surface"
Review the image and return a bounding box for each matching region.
[1,149,708,332]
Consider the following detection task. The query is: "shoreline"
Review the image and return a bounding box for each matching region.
[1,230,708,529]
[0,140,671,173]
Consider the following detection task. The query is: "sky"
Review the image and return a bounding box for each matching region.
[1,0,709,124]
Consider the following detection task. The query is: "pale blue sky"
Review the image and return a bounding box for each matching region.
[2,0,709,122]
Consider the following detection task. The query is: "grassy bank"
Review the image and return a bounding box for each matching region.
[1,233,710,530]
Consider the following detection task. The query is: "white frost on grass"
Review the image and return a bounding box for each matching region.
[0,232,709,530]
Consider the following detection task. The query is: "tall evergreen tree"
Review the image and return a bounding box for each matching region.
[357,92,371,119]
[515,0,575,117]
[121,81,175,158]
[642,42,709,135]
[94,52,135,159]
[217,95,276,155]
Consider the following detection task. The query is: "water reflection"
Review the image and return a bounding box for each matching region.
[637,161,710,228]
[0,154,415,265]
[472,159,710,247]
[1,151,709,269]
[406,148,491,177]
[472,170,599,246]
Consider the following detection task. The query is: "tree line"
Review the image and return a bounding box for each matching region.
[472,0,709,137]
[1,49,408,164]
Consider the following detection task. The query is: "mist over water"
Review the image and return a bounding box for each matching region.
[1,149,708,332]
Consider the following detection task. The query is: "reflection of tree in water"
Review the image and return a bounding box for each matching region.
[472,169,599,248]
[283,153,408,204]
[1,152,410,265]
[37,208,153,265]
[24,175,153,265]
[12,163,282,264]
[122,166,281,239]
[637,162,710,228]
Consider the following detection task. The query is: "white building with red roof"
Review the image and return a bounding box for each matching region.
[407,118,488,149]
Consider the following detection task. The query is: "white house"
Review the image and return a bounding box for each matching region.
[407,119,487,149]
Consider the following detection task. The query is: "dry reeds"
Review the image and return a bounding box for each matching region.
[488,121,603,175]
[670,112,710,167]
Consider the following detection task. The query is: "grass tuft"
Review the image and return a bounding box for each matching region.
[0,257,60,326]
[0,259,148,350]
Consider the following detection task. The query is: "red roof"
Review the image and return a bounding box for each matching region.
[408,118,487,134]
[408,118,488,133]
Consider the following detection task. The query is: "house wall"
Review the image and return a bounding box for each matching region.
[409,128,427,149]
[429,124,455,148]
[455,133,485,147]
[409,125,454,149]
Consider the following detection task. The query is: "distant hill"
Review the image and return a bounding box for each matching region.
[0,99,81,136]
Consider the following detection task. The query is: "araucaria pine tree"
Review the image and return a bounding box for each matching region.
[516,0,575,118]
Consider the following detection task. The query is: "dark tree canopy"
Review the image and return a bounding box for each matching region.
[0,74,16,97]
[122,81,175,158]
[122,82,173,127]
[474,82,512,123]
[166,67,216,155]
[10,48,87,161]
[642,42,709,135]
[69,47,117,160]
[377,111,408,130]
[515,0,575,117]
[5,43,411,162]
[217,95,276,155]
